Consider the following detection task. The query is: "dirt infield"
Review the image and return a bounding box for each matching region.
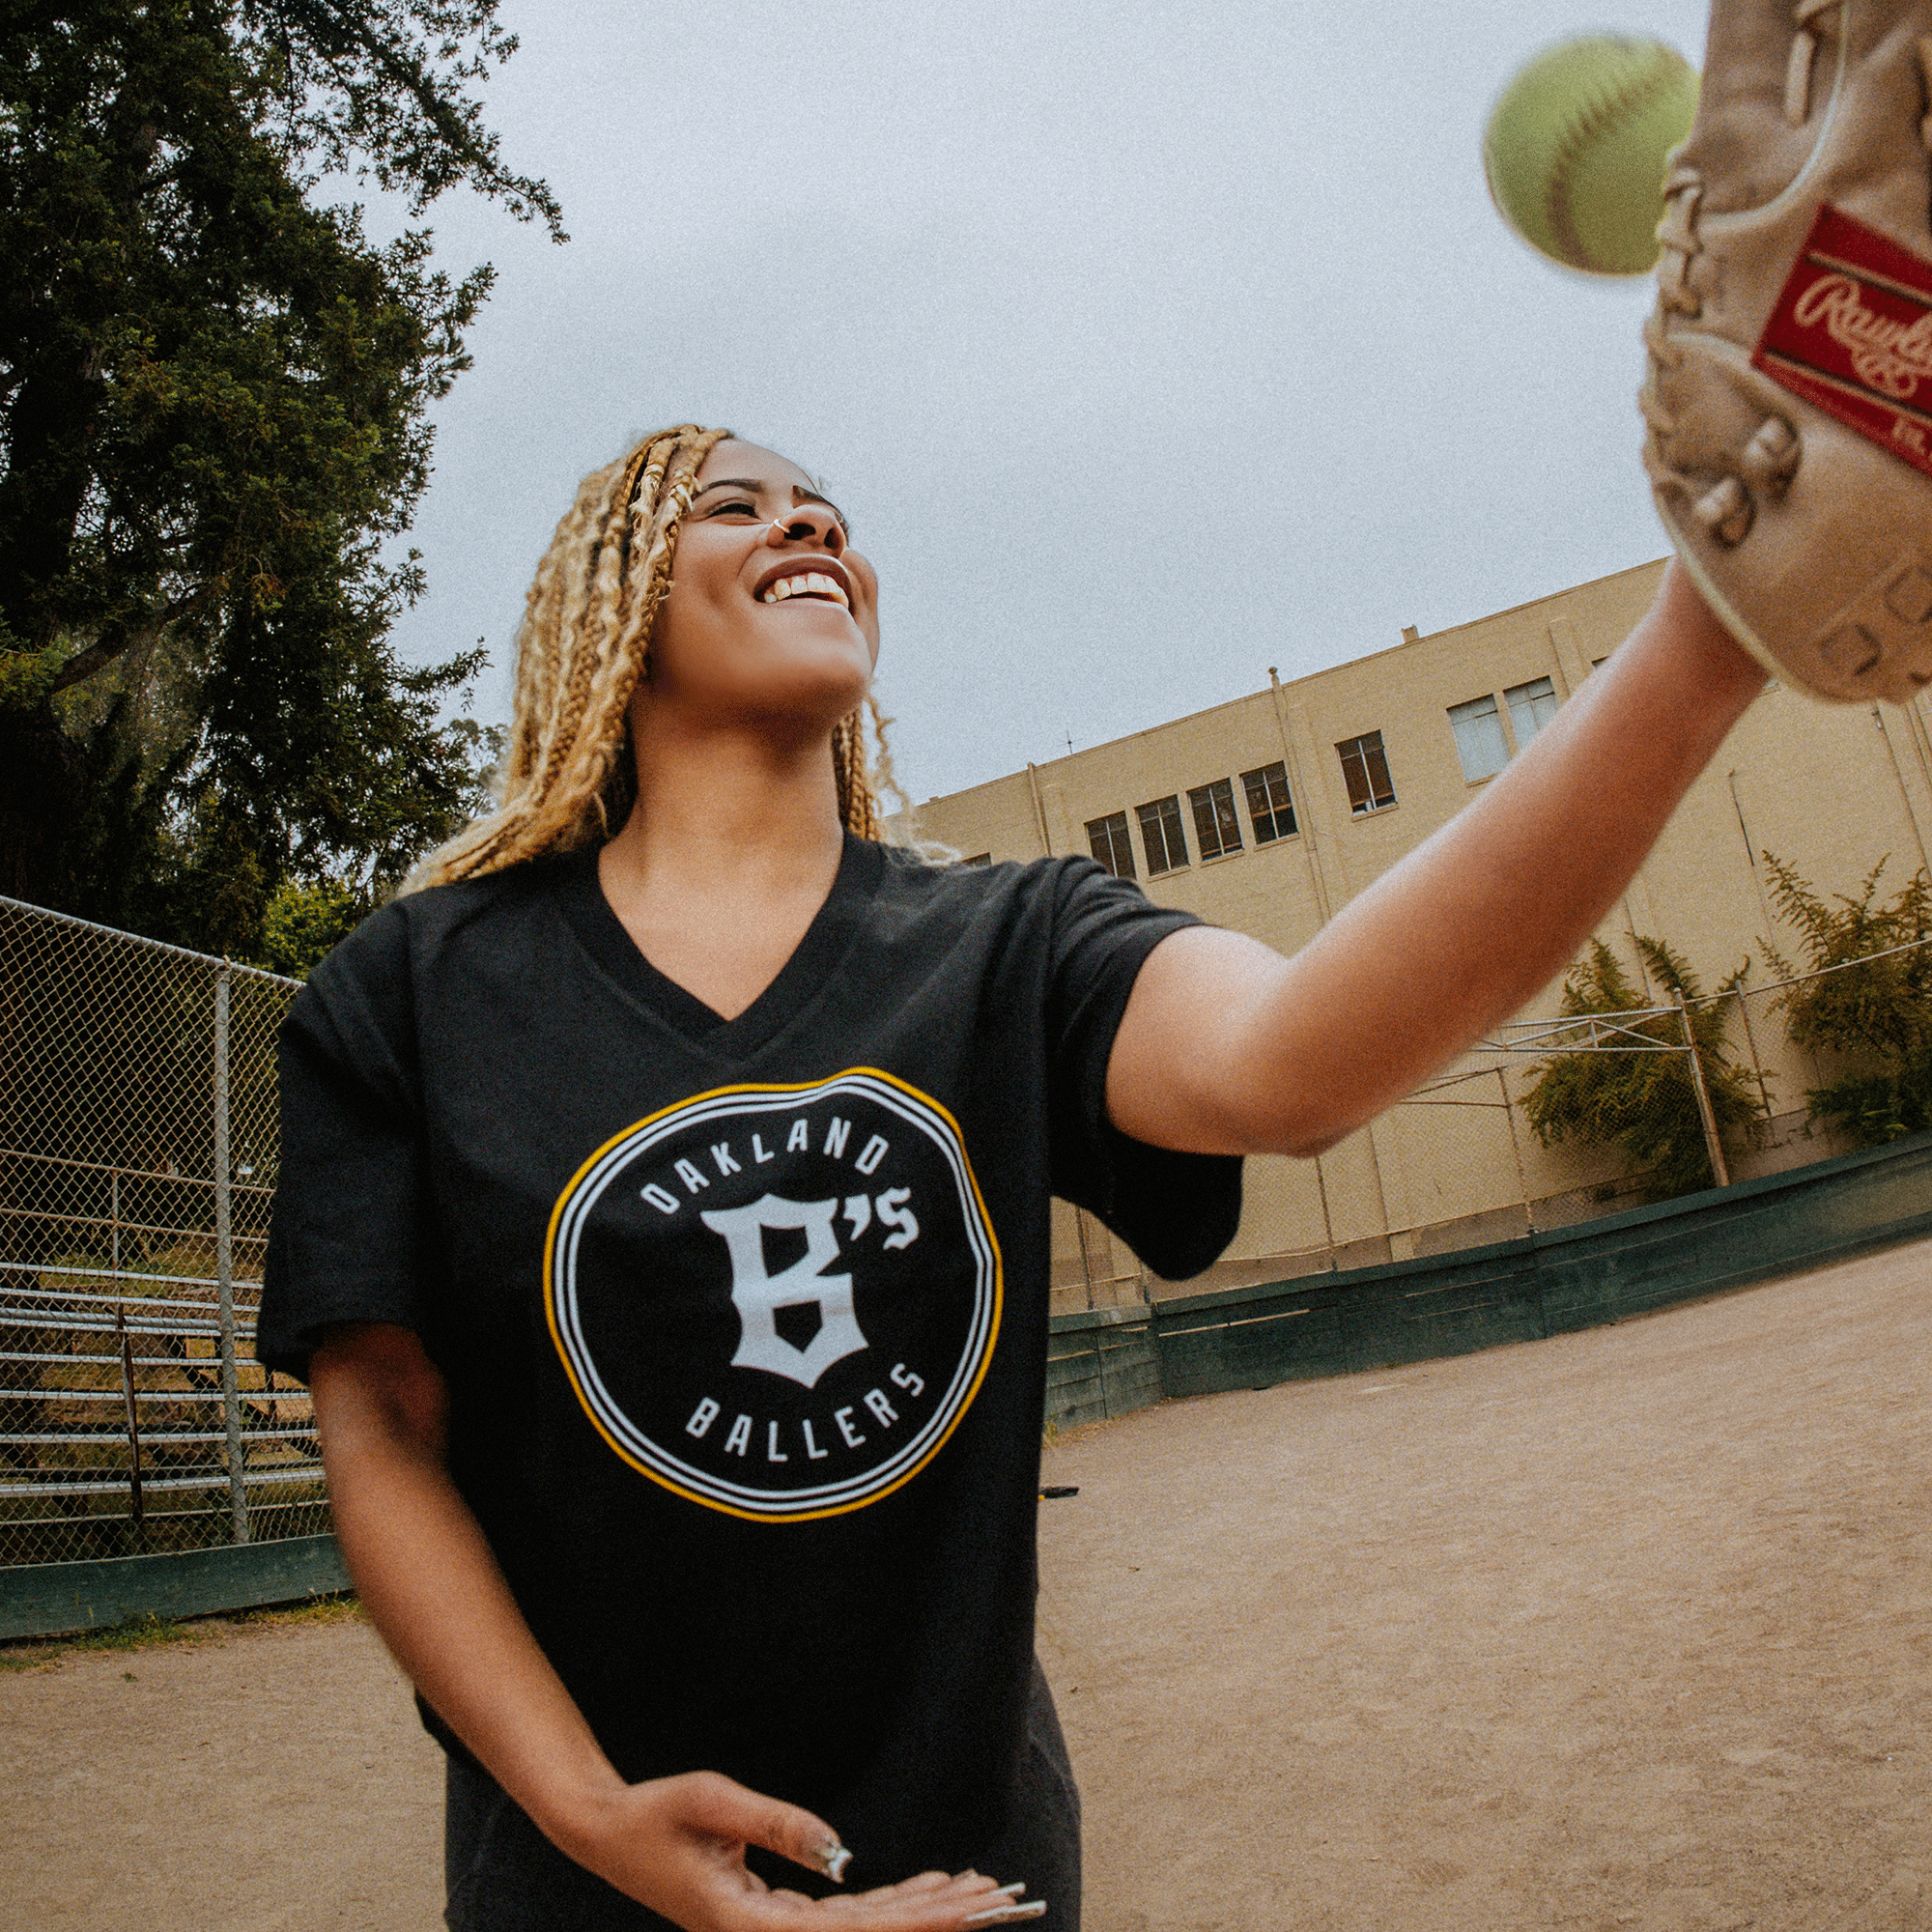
[4,1237,1927,1931]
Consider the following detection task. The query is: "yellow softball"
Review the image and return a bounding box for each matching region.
[1484,34,1701,276]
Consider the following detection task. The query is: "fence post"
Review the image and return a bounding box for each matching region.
[1495,1067,1537,1234]
[1673,989,1731,1189]
[1072,1207,1098,1312]
[111,1173,147,1553]
[1735,982,1777,1127]
[213,967,249,1543]
[1312,1149,1340,1270]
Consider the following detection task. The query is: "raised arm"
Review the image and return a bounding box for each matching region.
[1105,560,1768,1158]
[310,1324,1031,1930]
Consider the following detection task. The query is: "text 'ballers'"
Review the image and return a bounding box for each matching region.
[547,1070,1001,1520]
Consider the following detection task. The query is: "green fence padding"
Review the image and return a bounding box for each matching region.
[1049,1131,1932,1425]
[1532,1130,1932,1334]
[10,1144,1928,1628]
[0,1533,349,1641]
[1047,1305,1161,1431]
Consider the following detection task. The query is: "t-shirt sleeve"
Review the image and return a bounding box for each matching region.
[256,904,432,1380]
[1042,858,1243,1281]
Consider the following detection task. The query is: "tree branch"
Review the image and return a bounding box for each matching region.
[47,586,211,696]
[268,0,564,236]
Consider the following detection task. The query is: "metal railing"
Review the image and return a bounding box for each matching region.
[0,897,316,1567]
[7,893,1928,1539]
[1057,932,1932,1310]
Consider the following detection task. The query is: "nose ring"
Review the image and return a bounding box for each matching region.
[766,509,833,542]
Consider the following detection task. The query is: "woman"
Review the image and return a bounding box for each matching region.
[259,424,1766,1931]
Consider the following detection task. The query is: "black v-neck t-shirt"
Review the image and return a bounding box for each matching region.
[259,837,1241,1881]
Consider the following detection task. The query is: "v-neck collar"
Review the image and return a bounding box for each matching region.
[554,834,885,1060]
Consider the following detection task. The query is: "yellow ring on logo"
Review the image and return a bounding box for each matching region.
[542,1068,1004,1523]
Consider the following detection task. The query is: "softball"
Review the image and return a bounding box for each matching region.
[1483,34,1700,276]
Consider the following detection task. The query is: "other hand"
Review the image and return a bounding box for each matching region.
[558,1769,1044,1930]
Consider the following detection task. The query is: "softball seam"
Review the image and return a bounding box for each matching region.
[1545,43,1687,273]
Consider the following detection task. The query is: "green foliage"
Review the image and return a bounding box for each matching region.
[1762,853,1932,1147]
[1522,937,1760,1200]
[0,0,555,956]
[257,874,363,975]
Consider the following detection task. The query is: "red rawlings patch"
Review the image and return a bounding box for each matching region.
[1752,204,1932,481]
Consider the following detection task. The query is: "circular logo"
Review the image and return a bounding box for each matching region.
[545,1070,1002,1521]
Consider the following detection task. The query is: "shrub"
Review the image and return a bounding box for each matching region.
[1523,937,1759,1200]
[1763,855,1932,1147]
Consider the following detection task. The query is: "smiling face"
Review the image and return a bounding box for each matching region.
[644,440,880,736]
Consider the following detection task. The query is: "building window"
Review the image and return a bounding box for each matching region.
[1336,732,1397,814]
[1505,675,1559,746]
[1187,779,1243,860]
[1084,813,1135,880]
[1240,761,1297,843]
[1448,694,1512,782]
[1136,795,1189,874]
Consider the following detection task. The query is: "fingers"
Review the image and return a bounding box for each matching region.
[669,1771,852,1884]
[742,1865,1044,1929]
[646,1775,1048,1930]
[812,1872,1045,1928]
[964,1897,1046,1925]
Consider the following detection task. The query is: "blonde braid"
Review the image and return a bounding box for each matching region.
[412,425,891,889]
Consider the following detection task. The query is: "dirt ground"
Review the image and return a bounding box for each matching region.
[3,1237,1927,1932]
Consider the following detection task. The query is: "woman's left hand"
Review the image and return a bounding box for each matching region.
[553,1767,1044,1929]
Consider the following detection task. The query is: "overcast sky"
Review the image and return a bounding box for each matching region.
[381,0,1712,806]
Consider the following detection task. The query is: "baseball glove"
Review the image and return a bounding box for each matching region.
[1640,0,1932,702]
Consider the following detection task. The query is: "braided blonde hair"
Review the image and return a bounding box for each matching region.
[413,424,886,890]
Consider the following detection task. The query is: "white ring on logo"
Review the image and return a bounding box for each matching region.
[549,1072,999,1519]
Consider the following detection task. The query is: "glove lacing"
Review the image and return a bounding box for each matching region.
[1635,1,1906,542]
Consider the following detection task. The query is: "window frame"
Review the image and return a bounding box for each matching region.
[1239,761,1297,844]
[1135,794,1190,875]
[1084,812,1136,880]
[1447,692,1512,783]
[1335,731,1397,815]
[1504,675,1559,748]
[1186,778,1243,862]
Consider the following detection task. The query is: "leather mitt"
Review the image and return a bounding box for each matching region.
[1641,0,1932,702]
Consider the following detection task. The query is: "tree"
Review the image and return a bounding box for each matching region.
[0,0,557,959]
[1522,936,1760,1200]
[1763,853,1932,1146]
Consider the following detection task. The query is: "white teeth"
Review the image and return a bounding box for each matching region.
[760,571,848,608]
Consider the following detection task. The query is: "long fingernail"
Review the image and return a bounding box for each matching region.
[964,1904,1046,1924]
[991,1882,1026,1897]
[817,1841,852,1883]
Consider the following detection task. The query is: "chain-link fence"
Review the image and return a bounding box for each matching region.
[7,892,1929,1539]
[0,897,319,1568]
[1055,932,1932,1311]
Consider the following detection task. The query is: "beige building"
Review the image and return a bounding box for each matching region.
[895,560,1932,1311]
